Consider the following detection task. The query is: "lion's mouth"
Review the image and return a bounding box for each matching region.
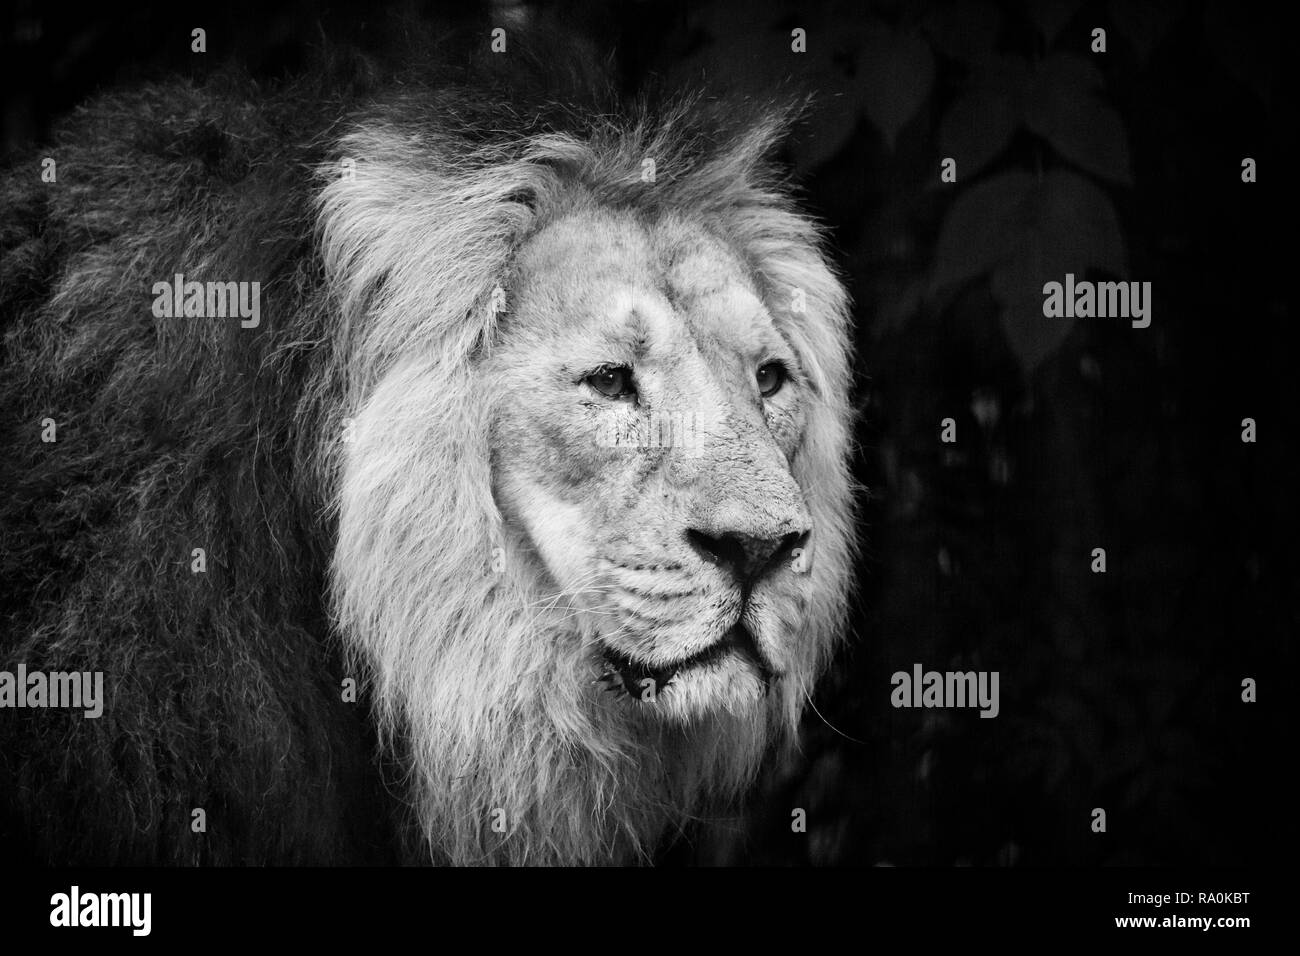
[598,622,769,699]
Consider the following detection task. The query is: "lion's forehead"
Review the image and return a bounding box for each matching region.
[516,210,658,285]
[513,208,778,358]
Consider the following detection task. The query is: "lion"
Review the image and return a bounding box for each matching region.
[0,35,855,865]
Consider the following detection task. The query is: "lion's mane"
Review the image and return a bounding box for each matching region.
[0,42,854,865]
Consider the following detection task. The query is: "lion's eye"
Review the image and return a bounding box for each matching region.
[584,365,635,399]
[756,361,787,398]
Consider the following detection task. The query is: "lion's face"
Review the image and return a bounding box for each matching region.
[489,208,817,721]
[327,105,852,861]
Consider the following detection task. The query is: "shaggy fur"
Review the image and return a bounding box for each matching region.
[0,37,854,865]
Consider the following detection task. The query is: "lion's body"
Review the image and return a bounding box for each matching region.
[0,68,394,864]
[0,39,854,865]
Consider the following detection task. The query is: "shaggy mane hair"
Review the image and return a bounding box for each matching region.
[0,35,854,865]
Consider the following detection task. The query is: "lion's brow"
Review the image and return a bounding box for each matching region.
[590,299,675,360]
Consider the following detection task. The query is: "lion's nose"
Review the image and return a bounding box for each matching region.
[685,528,808,582]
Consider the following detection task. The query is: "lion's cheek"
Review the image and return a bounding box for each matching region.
[494,465,595,583]
[501,401,618,492]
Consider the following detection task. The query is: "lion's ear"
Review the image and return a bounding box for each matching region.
[315,130,558,385]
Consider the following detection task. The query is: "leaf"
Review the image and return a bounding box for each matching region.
[931,169,1127,373]
[1108,0,1186,65]
[931,171,1031,294]
[937,56,1030,179]
[856,20,935,150]
[992,264,1076,371]
[1026,53,1133,185]
[991,171,1127,370]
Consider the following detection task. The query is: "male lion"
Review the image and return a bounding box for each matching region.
[0,36,855,865]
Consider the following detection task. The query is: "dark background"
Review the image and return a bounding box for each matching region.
[3,0,1294,866]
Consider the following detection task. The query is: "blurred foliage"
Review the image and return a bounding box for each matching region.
[3,0,1293,866]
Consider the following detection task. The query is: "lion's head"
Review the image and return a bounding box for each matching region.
[319,94,855,864]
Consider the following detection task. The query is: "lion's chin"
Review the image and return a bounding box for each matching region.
[596,624,772,720]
